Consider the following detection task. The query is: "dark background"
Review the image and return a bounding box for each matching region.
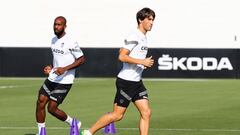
[0,47,239,78]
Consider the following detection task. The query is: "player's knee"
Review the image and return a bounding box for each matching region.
[112,113,124,122]
[47,105,57,114]
[37,96,47,108]
[141,108,151,119]
[115,114,124,122]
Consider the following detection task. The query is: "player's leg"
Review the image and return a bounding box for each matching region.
[134,99,151,135]
[36,94,49,122]
[47,100,67,120]
[36,79,51,134]
[36,94,49,134]
[46,82,70,121]
[132,81,151,135]
[82,78,132,135]
[47,83,81,128]
[88,103,127,134]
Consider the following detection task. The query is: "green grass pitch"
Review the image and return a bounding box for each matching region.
[0,78,240,135]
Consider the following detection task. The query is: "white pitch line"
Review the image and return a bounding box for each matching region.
[1,127,240,132]
[0,77,44,80]
[118,128,240,132]
[143,78,210,82]
[0,84,39,89]
[0,77,213,82]
[0,127,67,130]
[0,85,17,89]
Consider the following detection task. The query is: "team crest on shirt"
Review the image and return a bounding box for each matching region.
[120,99,124,104]
[61,43,64,48]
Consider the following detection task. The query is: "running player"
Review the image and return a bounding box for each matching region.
[81,7,155,135]
[35,16,86,134]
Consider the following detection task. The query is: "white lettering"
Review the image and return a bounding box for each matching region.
[158,55,172,70]
[158,55,233,71]
[187,57,202,70]
[203,58,218,70]
[173,57,187,70]
[217,57,233,70]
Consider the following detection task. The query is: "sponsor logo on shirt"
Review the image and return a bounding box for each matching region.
[52,48,64,54]
[141,46,148,51]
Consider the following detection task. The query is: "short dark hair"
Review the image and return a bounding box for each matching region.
[55,16,67,25]
[136,7,155,24]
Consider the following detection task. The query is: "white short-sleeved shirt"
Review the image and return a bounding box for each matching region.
[117,29,148,82]
[48,34,84,84]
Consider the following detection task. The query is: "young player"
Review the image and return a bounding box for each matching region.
[81,7,155,135]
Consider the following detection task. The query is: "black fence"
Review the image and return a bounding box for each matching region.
[0,47,239,78]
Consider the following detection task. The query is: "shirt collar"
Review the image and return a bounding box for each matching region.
[136,28,146,39]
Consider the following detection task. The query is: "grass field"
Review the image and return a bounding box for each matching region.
[0,78,240,135]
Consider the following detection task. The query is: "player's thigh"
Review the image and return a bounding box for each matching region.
[47,100,59,109]
[112,103,127,120]
[114,77,138,107]
[37,94,49,105]
[51,83,72,104]
[113,103,127,114]
[132,81,148,102]
[134,99,151,117]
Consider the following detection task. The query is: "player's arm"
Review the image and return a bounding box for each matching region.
[55,56,86,75]
[118,48,154,68]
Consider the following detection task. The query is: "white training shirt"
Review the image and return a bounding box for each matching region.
[48,34,84,84]
[117,29,148,82]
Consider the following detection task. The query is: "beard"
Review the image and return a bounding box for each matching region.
[54,29,64,37]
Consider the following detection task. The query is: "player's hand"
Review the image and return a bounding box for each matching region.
[43,65,52,75]
[143,56,154,68]
[54,67,66,75]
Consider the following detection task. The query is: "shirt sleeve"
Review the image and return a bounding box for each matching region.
[69,41,84,59]
[122,34,138,51]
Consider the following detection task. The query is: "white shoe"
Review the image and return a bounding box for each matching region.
[81,130,92,135]
[77,120,82,129]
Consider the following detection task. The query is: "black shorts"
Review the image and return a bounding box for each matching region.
[114,77,148,108]
[39,79,72,104]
